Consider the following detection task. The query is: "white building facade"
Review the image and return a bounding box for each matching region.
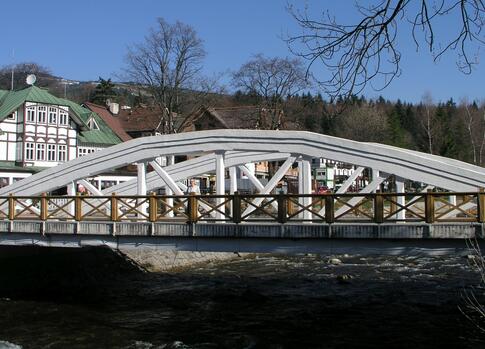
[0,86,127,190]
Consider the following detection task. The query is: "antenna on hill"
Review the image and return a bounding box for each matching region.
[10,49,15,91]
[26,74,37,86]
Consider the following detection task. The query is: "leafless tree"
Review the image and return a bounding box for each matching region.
[419,92,437,154]
[287,0,485,100]
[459,98,485,165]
[124,18,206,133]
[0,62,53,90]
[334,103,390,142]
[231,54,310,129]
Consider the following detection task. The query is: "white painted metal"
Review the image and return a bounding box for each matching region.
[229,167,237,194]
[150,161,184,196]
[215,152,225,220]
[2,130,485,202]
[336,167,364,194]
[238,164,279,211]
[67,181,76,216]
[334,176,388,218]
[238,165,265,192]
[395,177,405,220]
[165,155,175,218]
[242,156,296,217]
[137,162,148,215]
[229,166,237,217]
[299,158,312,220]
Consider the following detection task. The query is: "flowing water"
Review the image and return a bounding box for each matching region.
[0,248,484,348]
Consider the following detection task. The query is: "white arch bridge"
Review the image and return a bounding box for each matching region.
[0,130,484,255]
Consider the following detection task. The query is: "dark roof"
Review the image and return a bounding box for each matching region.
[179,106,284,132]
[114,105,184,133]
[83,102,132,142]
[117,106,162,132]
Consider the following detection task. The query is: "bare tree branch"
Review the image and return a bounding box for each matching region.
[124,18,206,133]
[287,1,485,100]
[231,54,310,129]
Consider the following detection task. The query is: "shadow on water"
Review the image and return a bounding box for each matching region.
[0,246,484,348]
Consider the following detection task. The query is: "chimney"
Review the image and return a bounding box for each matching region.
[108,102,120,115]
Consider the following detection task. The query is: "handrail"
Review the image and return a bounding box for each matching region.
[0,191,483,224]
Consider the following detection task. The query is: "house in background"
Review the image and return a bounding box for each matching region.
[0,85,130,190]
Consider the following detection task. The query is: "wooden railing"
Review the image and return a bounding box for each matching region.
[0,191,483,224]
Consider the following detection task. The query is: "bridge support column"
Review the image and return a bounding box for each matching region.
[137,162,148,217]
[229,167,237,217]
[372,169,380,193]
[395,177,405,220]
[165,156,174,218]
[215,152,225,221]
[299,158,312,220]
[67,181,76,216]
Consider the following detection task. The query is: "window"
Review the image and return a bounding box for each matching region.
[87,117,99,130]
[26,107,36,123]
[47,144,56,161]
[58,145,67,162]
[7,112,15,120]
[37,106,46,123]
[101,181,117,190]
[78,148,87,157]
[59,110,68,125]
[48,107,57,124]
[78,147,98,157]
[25,142,34,160]
[36,143,45,160]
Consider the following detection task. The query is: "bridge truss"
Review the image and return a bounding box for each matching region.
[0,129,484,223]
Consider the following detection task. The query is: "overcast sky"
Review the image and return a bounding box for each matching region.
[2,0,485,103]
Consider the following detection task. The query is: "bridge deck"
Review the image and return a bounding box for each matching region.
[0,220,482,255]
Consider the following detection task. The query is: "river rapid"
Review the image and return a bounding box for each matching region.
[0,247,484,348]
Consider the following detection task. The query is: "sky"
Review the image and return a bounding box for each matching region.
[2,0,485,103]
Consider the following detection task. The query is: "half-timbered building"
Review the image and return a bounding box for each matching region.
[0,85,123,188]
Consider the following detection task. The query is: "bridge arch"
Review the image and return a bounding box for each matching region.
[1,129,484,198]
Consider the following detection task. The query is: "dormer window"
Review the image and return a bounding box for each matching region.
[87,117,99,130]
[7,111,15,120]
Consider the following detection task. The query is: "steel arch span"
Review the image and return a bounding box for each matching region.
[2,129,485,200]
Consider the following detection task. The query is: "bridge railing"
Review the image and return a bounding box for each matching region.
[0,191,483,224]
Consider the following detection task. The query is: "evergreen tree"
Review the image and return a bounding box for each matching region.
[89,77,116,105]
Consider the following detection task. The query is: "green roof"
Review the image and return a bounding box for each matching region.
[0,161,45,173]
[0,86,121,146]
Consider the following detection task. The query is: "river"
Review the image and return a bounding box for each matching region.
[0,248,483,348]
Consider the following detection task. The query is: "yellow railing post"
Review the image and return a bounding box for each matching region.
[277,193,287,223]
[232,191,241,223]
[188,193,198,223]
[478,188,485,223]
[149,192,157,222]
[325,194,334,223]
[374,192,384,223]
[425,190,435,224]
[111,193,119,222]
[8,194,15,221]
[75,193,82,221]
[40,193,48,221]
